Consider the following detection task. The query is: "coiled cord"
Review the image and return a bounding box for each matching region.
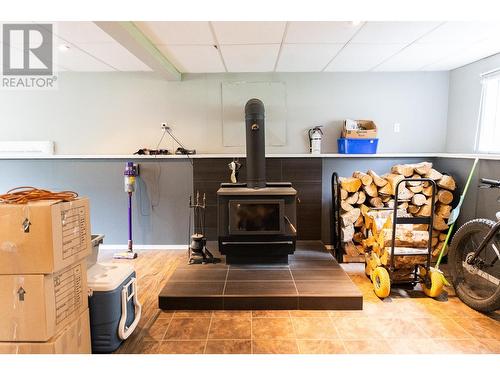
[0,186,78,204]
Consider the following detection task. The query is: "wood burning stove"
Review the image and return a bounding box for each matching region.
[217,99,297,264]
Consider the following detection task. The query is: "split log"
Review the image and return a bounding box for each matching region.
[411,193,427,206]
[367,170,388,187]
[436,204,452,219]
[341,224,355,242]
[369,197,384,208]
[340,189,348,200]
[385,174,405,195]
[397,186,414,200]
[340,177,362,193]
[344,241,359,257]
[346,192,359,205]
[355,244,366,255]
[353,231,365,243]
[363,183,379,198]
[379,228,429,248]
[391,164,414,177]
[413,162,433,176]
[433,215,449,231]
[425,168,443,181]
[341,201,354,212]
[437,189,453,205]
[439,232,448,241]
[378,183,393,196]
[437,175,456,191]
[381,195,392,203]
[407,174,423,187]
[422,185,434,197]
[385,199,395,208]
[408,204,420,214]
[352,171,373,186]
[431,237,439,247]
[417,204,432,217]
[413,224,429,231]
[398,202,409,210]
[341,208,361,226]
[409,185,423,193]
[354,215,364,227]
[432,230,440,238]
[356,191,366,205]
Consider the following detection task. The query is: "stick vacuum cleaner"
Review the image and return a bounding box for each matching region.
[114,162,139,260]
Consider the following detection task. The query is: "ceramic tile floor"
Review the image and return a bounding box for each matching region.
[109,251,500,354]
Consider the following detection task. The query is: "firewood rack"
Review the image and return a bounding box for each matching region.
[386,178,437,286]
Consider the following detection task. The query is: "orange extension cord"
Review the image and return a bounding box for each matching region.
[0,186,78,204]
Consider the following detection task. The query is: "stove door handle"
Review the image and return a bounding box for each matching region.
[284,216,297,234]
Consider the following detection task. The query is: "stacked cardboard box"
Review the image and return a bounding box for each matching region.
[0,198,92,354]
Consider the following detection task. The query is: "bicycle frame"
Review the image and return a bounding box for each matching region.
[467,219,500,267]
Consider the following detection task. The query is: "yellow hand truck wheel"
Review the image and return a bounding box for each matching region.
[372,266,391,298]
[422,269,444,298]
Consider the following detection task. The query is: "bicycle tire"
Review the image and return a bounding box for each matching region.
[449,219,500,313]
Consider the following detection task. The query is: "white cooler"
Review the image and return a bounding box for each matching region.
[87,263,141,353]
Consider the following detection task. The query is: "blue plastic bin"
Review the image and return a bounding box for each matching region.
[337,138,378,154]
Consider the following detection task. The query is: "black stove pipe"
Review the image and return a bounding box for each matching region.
[245,98,266,189]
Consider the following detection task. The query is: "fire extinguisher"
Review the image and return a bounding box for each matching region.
[308,126,323,154]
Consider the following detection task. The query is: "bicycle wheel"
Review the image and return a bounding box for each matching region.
[449,219,500,313]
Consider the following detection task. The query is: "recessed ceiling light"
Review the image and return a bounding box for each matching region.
[58,44,70,52]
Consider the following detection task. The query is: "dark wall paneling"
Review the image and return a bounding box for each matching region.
[193,158,323,241]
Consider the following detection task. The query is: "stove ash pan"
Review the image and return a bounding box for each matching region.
[217,183,297,264]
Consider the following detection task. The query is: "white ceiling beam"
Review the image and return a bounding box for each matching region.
[94,21,181,80]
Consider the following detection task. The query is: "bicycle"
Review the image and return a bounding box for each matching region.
[448,178,500,313]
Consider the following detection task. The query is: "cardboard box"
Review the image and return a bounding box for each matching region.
[0,309,91,354]
[342,120,378,139]
[0,259,88,342]
[0,197,91,274]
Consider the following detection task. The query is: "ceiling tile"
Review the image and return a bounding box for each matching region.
[157,45,225,73]
[423,37,500,71]
[418,22,500,44]
[276,43,343,72]
[53,22,116,44]
[77,43,152,71]
[220,44,280,72]
[351,22,441,44]
[325,43,404,71]
[134,21,214,45]
[54,36,115,72]
[285,21,362,43]
[212,22,285,44]
[375,42,465,71]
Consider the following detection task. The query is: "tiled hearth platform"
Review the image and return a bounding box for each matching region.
[159,241,362,310]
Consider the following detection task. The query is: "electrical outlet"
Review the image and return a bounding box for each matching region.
[394,123,400,133]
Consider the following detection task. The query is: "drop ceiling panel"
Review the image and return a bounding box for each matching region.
[77,43,152,71]
[220,44,280,72]
[325,43,405,71]
[285,22,362,43]
[375,43,465,71]
[276,43,344,72]
[212,21,286,44]
[54,36,115,72]
[53,22,116,44]
[419,22,500,44]
[157,45,225,73]
[352,22,441,44]
[134,21,214,45]
[423,37,500,71]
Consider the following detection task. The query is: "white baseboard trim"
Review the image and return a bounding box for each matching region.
[99,244,188,251]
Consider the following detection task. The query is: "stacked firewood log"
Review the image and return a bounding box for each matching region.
[339,162,456,262]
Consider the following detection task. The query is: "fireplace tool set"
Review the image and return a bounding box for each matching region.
[188,191,218,264]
